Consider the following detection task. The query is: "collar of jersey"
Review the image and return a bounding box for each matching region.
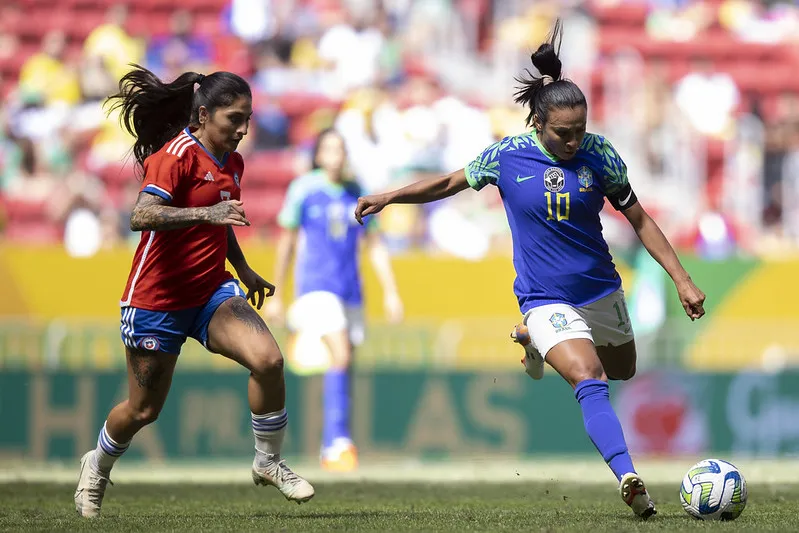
[531,131,560,163]
[310,168,350,193]
[184,127,229,168]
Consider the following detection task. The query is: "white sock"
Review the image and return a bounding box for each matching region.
[252,408,287,464]
[92,422,130,475]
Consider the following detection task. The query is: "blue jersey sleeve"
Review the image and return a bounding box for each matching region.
[277,178,305,229]
[581,134,637,210]
[464,140,502,191]
[581,134,628,196]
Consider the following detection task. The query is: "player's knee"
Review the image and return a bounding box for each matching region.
[565,361,606,388]
[249,344,284,377]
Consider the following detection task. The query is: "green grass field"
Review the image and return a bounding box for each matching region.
[1,481,797,532]
[1,459,797,532]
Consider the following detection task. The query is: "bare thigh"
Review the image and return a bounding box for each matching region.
[125,347,179,415]
[545,338,606,389]
[206,297,283,373]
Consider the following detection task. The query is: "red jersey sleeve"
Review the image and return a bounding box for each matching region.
[141,149,194,203]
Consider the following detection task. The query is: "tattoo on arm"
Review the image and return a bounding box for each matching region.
[229,298,268,333]
[128,351,169,391]
[226,226,246,268]
[130,192,209,231]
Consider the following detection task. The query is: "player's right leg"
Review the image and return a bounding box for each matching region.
[288,291,358,471]
[75,307,184,518]
[319,327,358,471]
[75,346,179,517]
[524,305,656,519]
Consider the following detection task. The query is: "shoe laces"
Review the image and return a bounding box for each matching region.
[86,469,113,506]
[273,459,301,485]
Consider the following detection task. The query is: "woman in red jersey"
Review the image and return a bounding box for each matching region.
[74,65,314,518]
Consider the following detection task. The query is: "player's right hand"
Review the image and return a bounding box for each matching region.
[264,297,286,327]
[207,200,250,226]
[354,194,388,225]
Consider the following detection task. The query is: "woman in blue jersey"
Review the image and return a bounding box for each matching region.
[354,21,705,519]
[266,128,404,471]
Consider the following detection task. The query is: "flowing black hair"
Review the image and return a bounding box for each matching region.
[106,65,251,174]
[513,20,587,128]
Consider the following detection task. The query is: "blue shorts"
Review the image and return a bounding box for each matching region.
[120,280,244,354]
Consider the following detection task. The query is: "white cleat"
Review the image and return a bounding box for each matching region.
[512,323,544,380]
[74,451,111,518]
[252,456,315,504]
[619,472,657,519]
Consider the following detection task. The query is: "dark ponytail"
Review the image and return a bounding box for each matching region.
[106,65,251,174]
[513,20,586,128]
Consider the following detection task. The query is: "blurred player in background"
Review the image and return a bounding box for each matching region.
[265,128,403,471]
[355,21,706,519]
[74,65,314,518]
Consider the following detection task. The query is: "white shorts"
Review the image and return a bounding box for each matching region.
[286,291,365,346]
[523,287,634,359]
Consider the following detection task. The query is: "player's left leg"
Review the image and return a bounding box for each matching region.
[572,289,654,518]
[523,302,655,519]
[197,284,313,503]
[545,339,655,519]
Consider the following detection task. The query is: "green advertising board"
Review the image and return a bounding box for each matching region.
[2,370,798,461]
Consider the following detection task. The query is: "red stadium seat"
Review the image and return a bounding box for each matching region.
[3,220,61,243]
[242,187,286,225]
[4,199,50,222]
[100,164,136,187]
[245,151,298,188]
[591,3,649,27]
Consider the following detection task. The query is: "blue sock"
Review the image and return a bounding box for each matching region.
[322,368,351,449]
[575,379,636,481]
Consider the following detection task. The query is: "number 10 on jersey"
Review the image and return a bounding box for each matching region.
[545,192,570,221]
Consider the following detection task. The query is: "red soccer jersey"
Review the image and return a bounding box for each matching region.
[120,127,244,311]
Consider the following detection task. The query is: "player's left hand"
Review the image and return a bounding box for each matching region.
[676,278,706,321]
[238,266,276,310]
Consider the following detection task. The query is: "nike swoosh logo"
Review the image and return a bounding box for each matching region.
[516,175,535,183]
[619,189,633,206]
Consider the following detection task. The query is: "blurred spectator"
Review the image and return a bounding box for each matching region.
[17,31,81,107]
[674,57,740,140]
[225,0,278,44]
[317,5,386,98]
[78,55,117,104]
[83,4,143,80]
[146,10,213,80]
[2,0,799,255]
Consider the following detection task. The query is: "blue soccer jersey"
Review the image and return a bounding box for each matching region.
[278,169,372,305]
[465,132,634,313]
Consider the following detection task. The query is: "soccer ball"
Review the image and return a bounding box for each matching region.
[679,459,747,520]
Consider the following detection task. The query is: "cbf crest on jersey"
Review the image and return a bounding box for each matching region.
[577,166,593,192]
[544,167,565,192]
[549,312,571,333]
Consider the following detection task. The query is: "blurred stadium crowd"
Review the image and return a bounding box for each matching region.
[1,0,799,259]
